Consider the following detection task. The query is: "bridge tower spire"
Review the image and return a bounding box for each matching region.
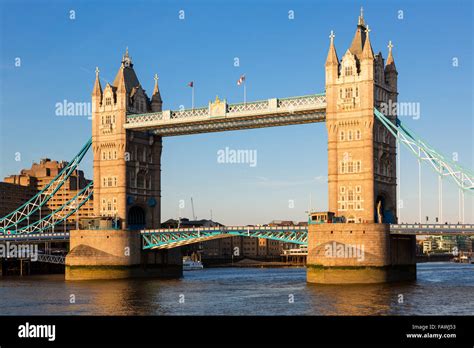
[151,73,163,112]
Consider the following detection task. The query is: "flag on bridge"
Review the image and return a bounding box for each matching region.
[188,81,195,109]
[237,74,246,104]
[237,74,245,86]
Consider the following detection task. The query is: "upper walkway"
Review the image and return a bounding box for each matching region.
[124,94,327,136]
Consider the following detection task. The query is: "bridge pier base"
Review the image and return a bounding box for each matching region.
[65,229,182,281]
[307,223,416,284]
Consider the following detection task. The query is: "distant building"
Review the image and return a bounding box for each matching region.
[1,158,94,231]
[0,182,39,224]
[456,236,473,252]
[422,240,436,254]
[434,236,457,253]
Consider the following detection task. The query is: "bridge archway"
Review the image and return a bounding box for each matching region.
[375,192,395,224]
[128,206,146,230]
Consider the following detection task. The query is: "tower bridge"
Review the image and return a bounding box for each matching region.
[1,10,473,282]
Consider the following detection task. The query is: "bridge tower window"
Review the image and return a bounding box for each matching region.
[340,130,345,141]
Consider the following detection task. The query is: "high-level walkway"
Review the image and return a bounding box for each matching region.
[125,94,327,136]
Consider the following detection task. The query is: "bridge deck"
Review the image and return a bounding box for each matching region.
[1,224,473,245]
[124,94,326,136]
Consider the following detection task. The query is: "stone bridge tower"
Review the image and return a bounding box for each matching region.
[92,49,163,229]
[307,11,415,284]
[325,10,398,224]
[66,50,182,281]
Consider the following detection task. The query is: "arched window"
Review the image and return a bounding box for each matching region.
[348,162,354,173]
[339,89,343,99]
[341,162,346,174]
[340,130,345,141]
[356,161,361,172]
[348,130,353,141]
[348,190,354,201]
[340,186,345,193]
[356,130,361,140]
[137,173,145,188]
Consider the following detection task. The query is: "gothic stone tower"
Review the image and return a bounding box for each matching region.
[66,50,182,281]
[325,12,398,224]
[92,49,163,229]
[307,11,415,284]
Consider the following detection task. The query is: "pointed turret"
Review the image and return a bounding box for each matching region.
[349,7,367,60]
[325,30,339,66]
[92,67,102,98]
[385,40,397,72]
[385,41,398,92]
[113,48,141,94]
[325,30,340,86]
[361,25,374,60]
[151,73,163,112]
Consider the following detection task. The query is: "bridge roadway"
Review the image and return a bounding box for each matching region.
[1,224,473,247]
[124,94,327,136]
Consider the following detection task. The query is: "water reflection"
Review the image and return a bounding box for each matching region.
[0,263,472,315]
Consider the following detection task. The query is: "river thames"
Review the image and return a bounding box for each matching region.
[0,262,472,315]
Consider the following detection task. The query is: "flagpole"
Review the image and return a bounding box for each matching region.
[192,85,195,110]
[244,80,247,105]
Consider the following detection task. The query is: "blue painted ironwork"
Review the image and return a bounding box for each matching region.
[3,182,94,235]
[374,108,473,192]
[0,138,92,232]
[141,226,308,250]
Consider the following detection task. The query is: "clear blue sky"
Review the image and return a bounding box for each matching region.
[0,0,472,224]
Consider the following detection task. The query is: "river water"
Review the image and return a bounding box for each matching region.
[0,262,472,315]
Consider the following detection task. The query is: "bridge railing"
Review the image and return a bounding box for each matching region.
[126,94,326,127]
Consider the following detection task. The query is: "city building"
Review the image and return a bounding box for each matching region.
[2,158,94,231]
[0,182,39,224]
[422,239,436,254]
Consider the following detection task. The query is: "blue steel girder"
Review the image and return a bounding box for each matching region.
[141,226,308,250]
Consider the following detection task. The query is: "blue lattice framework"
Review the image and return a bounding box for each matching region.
[374,108,474,192]
[141,225,308,250]
[0,138,93,235]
